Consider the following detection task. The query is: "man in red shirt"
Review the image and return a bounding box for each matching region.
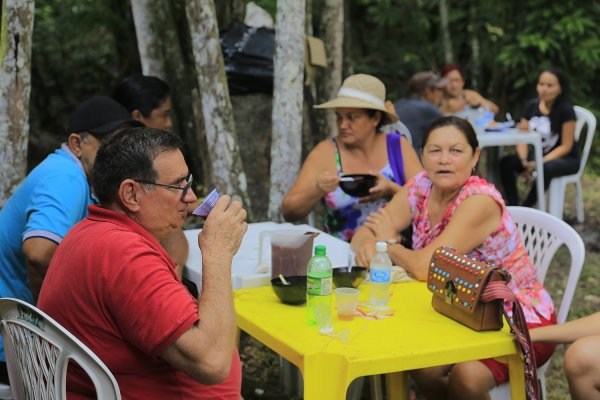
[38,127,247,399]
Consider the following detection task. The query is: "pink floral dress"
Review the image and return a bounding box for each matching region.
[407,171,555,323]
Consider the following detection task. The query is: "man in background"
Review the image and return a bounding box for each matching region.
[113,74,173,131]
[113,75,189,277]
[394,71,446,155]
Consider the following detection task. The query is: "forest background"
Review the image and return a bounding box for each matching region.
[13,0,600,204]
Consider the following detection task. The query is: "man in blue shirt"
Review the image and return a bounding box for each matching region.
[394,71,446,156]
[0,96,142,383]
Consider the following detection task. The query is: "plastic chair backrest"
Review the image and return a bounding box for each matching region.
[507,206,585,323]
[0,298,120,400]
[384,120,413,145]
[573,105,596,178]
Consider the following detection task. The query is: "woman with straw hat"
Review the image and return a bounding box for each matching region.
[282,74,422,241]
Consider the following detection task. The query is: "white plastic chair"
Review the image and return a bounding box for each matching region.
[0,298,120,400]
[548,105,596,223]
[489,206,585,400]
[0,384,12,399]
[384,120,413,145]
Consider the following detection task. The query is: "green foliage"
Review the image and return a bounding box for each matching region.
[345,0,442,99]
[343,0,600,173]
[0,0,8,62]
[26,0,600,174]
[252,0,276,17]
[29,0,139,165]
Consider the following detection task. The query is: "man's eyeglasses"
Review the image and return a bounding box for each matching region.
[135,174,193,200]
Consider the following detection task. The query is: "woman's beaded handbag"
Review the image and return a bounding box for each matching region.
[427,246,541,400]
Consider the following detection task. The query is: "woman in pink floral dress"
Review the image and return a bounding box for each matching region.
[352,116,556,399]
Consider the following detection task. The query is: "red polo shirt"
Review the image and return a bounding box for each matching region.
[38,205,241,399]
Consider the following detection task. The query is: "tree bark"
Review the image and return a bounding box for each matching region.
[0,0,35,206]
[130,0,164,77]
[268,0,306,221]
[130,0,208,190]
[316,0,344,142]
[186,0,253,217]
[439,0,453,64]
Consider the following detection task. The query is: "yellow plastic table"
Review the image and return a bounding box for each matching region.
[234,281,525,400]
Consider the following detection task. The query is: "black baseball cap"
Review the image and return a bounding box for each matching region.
[67,96,144,137]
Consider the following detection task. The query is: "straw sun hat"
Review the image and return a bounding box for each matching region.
[314,74,399,124]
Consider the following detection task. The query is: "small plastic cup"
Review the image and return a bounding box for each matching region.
[314,303,333,333]
[335,288,360,321]
[192,188,220,218]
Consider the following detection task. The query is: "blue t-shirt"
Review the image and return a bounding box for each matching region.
[0,144,96,360]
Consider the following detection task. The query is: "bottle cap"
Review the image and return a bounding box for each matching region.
[314,245,327,256]
[375,241,388,252]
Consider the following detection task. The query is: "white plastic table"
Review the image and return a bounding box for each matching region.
[183,222,350,291]
[477,128,546,211]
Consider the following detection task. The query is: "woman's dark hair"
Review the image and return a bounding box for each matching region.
[422,116,480,175]
[113,75,170,117]
[93,127,183,204]
[423,116,479,151]
[540,67,570,107]
[440,63,463,78]
[365,109,387,132]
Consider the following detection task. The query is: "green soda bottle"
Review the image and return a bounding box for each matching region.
[306,245,333,333]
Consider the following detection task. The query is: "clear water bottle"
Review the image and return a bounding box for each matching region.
[370,241,392,307]
[306,245,333,333]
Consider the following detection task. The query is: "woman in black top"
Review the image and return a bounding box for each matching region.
[500,67,578,207]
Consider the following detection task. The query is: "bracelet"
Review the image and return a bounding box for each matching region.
[387,238,398,245]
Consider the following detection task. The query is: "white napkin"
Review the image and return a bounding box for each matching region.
[391,265,415,283]
[256,263,269,274]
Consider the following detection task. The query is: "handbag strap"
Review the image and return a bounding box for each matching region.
[481,279,541,400]
[386,133,406,186]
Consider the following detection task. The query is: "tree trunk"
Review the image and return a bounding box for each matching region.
[469,2,480,91]
[439,0,453,64]
[267,0,306,221]
[130,0,164,77]
[0,0,35,206]
[216,0,245,29]
[186,0,253,217]
[130,0,208,191]
[302,0,316,164]
[316,0,344,143]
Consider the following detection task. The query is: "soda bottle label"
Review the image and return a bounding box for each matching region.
[371,268,390,283]
[307,276,332,296]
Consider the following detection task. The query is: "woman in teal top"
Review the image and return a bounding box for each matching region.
[281,74,422,241]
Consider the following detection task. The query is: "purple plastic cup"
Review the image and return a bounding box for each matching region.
[192,188,220,218]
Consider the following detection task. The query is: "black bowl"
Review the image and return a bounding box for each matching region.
[339,174,377,197]
[271,276,307,305]
[333,267,367,288]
